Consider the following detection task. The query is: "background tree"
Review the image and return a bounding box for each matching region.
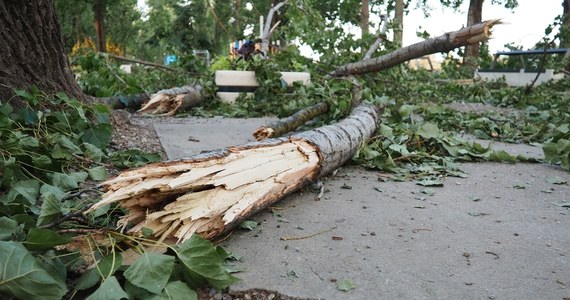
[463,0,518,64]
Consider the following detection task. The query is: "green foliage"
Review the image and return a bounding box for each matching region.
[0,89,236,299]
[0,89,111,189]
[0,241,67,300]
[71,49,202,97]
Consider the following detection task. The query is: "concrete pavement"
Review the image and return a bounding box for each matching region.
[151,116,570,299]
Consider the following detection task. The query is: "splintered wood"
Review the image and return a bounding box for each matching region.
[87,140,319,243]
[138,85,204,116]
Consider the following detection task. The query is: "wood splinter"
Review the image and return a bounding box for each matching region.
[86,104,382,243]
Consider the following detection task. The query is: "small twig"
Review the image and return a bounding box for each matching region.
[524,42,549,94]
[485,251,500,259]
[311,267,325,281]
[39,202,97,229]
[280,227,336,241]
[315,180,324,201]
[56,228,108,234]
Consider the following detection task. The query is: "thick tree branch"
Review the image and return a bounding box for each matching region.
[86,103,382,242]
[331,19,502,77]
[260,1,287,55]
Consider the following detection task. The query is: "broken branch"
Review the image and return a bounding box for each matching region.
[331,19,502,77]
[86,103,382,243]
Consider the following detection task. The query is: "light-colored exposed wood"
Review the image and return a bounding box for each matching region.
[86,104,381,242]
[138,85,204,116]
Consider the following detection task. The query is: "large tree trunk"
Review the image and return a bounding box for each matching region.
[331,19,500,77]
[0,0,85,105]
[464,0,484,63]
[86,103,381,242]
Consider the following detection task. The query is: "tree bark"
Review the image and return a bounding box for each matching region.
[394,0,404,46]
[86,103,381,242]
[331,19,501,77]
[361,0,370,35]
[93,0,107,53]
[464,0,484,62]
[562,0,570,71]
[253,102,329,141]
[0,0,86,105]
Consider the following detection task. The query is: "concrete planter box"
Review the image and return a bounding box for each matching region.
[475,69,564,87]
[215,70,310,103]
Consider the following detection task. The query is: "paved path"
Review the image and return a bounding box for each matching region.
[153,117,570,299]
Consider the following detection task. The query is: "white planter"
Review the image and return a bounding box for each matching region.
[475,69,564,87]
[215,70,310,103]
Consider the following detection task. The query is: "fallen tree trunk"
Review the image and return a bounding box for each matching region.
[138,85,204,116]
[331,19,501,77]
[253,102,329,141]
[86,103,381,242]
[94,93,150,109]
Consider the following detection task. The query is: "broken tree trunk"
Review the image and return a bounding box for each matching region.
[253,102,329,141]
[331,19,502,77]
[86,103,381,243]
[253,20,500,140]
[95,93,150,110]
[138,85,204,116]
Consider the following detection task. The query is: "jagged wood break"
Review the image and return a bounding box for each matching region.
[331,19,502,77]
[138,85,204,116]
[86,104,381,243]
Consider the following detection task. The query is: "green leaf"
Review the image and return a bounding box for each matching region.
[50,172,88,190]
[96,253,123,279]
[416,179,443,187]
[147,281,198,300]
[489,150,517,163]
[82,124,112,149]
[0,217,22,241]
[55,135,83,154]
[23,228,70,250]
[545,176,567,185]
[418,123,443,139]
[124,252,175,294]
[32,154,52,168]
[13,179,40,205]
[86,276,129,300]
[17,133,39,148]
[239,220,259,231]
[174,235,239,289]
[336,279,356,291]
[84,143,106,162]
[75,268,101,291]
[88,166,108,180]
[0,241,67,299]
[36,193,62,226]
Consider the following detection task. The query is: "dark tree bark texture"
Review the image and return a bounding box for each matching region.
[93,0,107,53]
[0,0,85,105]
[464,0,484,61]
